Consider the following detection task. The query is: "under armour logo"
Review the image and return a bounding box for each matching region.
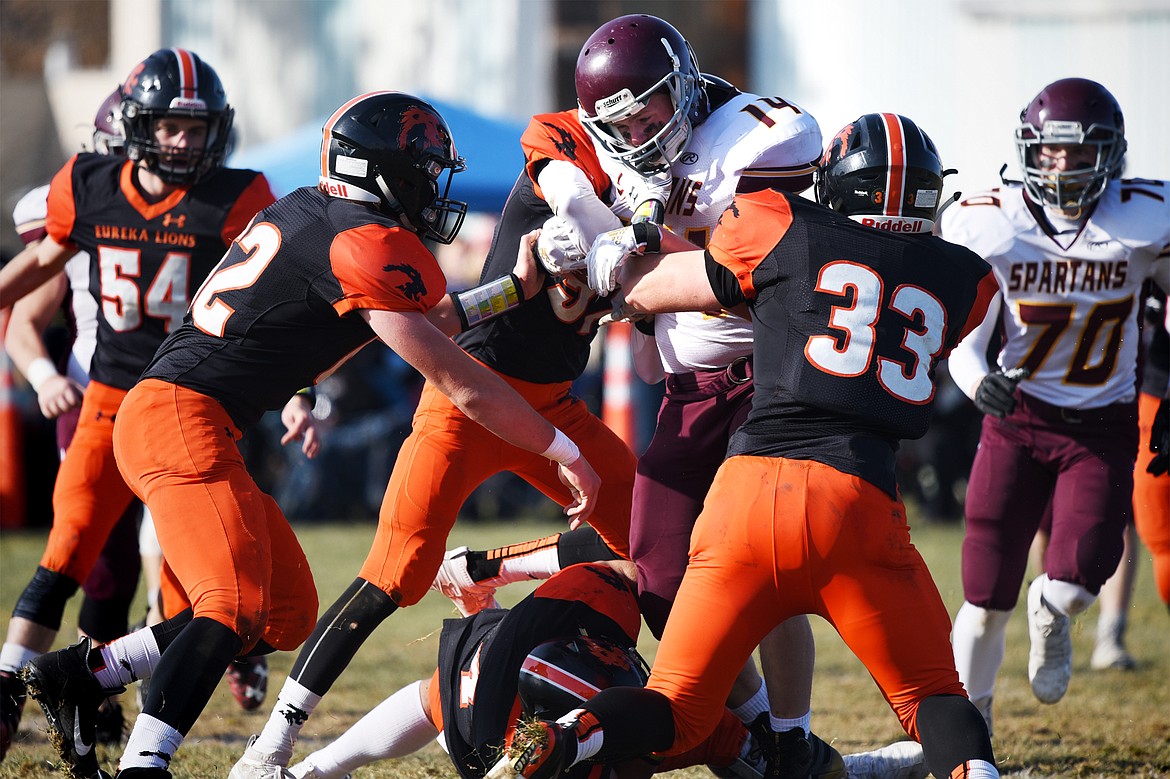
[163,213,187,228]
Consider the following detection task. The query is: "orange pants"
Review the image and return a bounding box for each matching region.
[112,379,317,652]
[359,375,635,605]
[648,456,965,753]
[1134,392,1170,606]
[40,381,137,584]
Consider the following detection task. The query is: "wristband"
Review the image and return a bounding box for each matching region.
[451,273,525,331]
[25,357,60,394]
[631,222,661,254]
[540,428,580,466]
[295,386,317,409]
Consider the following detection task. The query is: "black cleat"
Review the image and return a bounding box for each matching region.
[757,719,845,779]
[22,638,121,779]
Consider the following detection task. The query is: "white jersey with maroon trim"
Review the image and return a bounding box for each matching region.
[12,184,98,386]
[599,90,822,373]
[939,179,1170,408]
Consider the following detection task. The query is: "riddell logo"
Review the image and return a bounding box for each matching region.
[321,180,349,197]
[861,217,920,232]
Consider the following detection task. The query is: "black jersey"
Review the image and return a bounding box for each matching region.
[453,112,615,384]
[143,187,447,429]
[437,563,641,779]
[44,153,275,390]
[706,189,997,496]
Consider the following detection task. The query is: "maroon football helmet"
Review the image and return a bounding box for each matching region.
[574,14,704,174]
[1014,78,1126,214]
[92,88,126,156]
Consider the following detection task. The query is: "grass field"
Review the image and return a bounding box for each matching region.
[2,516,1168,778]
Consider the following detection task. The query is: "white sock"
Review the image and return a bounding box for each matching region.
[251,677,322,764]
[1040,575,1095,617]
[94,626,161,689]
[292,681,436,778]
[119,713,184,770]
[729,681,769,724]
[1095,612,1126,645]
[0,642,39,675]
[957,758,1000,778]
[771,711,810,736]
[952,602,1012,701]
[490,542,562,585]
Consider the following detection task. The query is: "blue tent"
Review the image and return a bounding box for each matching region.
[232,98,528,214]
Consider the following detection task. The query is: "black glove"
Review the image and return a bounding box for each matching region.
[1149,397,1169,477]
[974,370,1025,418]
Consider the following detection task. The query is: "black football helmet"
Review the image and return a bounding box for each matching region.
[575,14,705,174]
[518,635,649,719]
[1015,77,1126,214]
[319,91,467,244]
[92,88,126,156]
[119,48,234,184]
[815,113,948,234]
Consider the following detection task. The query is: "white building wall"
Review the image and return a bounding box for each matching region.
[45,0,554,157]
[751,0,1170,202]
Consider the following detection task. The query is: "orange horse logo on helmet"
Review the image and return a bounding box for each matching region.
[398,105,450,153]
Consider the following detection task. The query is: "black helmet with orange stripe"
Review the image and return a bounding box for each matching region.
[518,635,649,719]
[815,113,948,234]
[319,91,467,244]
[119,48,234,184]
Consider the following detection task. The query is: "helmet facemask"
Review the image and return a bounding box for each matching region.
[575,14,703,175]
[1014,122,1126,216]
[124,106,234,185]
[580,42,698,174]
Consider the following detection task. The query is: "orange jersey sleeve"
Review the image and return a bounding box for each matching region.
[706,188,794,301]
[329,223,447,316]
[221,173,278,246]
[44,155,80,249]
[521,110,611,202]
[531,563,642,644]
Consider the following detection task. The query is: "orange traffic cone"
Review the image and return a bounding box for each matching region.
[602,320,636,448]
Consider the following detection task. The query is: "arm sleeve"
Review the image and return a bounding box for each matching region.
[947,292,1002,401]
[536,160,622,239]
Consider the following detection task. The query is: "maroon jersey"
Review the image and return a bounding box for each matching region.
[45,153,275,390]
[706,189,998,495]
[438,563,641,779]
[143,186,448,429]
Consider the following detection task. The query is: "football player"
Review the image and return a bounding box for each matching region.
[20,90,599,779]
[284,561,928,779]
[0,49,283,768]
[431,14,839,777]
[1133,290,1169,611]
[493,113,1001,779]
[943,78,1170,733]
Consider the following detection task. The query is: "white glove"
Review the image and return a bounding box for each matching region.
[620,170,673,223]
[536,215,590,274]
[586,224,661,296]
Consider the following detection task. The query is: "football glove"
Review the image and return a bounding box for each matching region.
[586,222,661,297]
[974,368,1028,418]
[1149,397,1168,477]
[621,170,672,224]
[536,215,590,275]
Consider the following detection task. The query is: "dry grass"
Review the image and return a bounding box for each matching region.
[2,516,1168,778]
